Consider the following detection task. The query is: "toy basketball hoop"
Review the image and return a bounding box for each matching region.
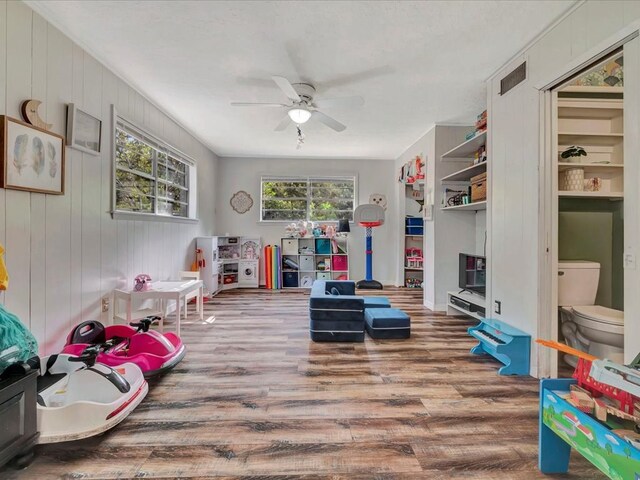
[354,204,384,290]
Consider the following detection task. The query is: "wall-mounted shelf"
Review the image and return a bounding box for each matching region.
[558,191,623,199]
[440,162,487,183]
[561,85,623,94]
[441,200,487,212]
[558,132,623,146]
[442,131,487,160]
[558,162,623,172]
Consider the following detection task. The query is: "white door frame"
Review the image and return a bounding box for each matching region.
[536,29,640,378]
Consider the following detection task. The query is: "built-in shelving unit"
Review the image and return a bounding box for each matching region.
[440,129,487,212]
[556,92,623,199]
[404,216,424,289]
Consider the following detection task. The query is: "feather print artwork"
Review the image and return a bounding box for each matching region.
[32,136,45,175]
[13,134,28,174]
[47,141,58,178]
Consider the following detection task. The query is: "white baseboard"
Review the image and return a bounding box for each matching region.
[423,299,447,312]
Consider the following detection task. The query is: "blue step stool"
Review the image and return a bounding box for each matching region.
[365,308,410,339]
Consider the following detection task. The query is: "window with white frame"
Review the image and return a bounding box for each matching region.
[113,116,196,219]
[261,176,356,222]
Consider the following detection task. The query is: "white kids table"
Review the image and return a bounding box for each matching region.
[113,279,204,335]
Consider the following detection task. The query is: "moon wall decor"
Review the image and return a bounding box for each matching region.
[21,99,53,131]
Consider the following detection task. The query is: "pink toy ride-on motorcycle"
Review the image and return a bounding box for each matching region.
[62,317,185,378]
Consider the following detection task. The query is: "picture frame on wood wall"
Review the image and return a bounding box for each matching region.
[66,103,102,155]
[0,115,65,195]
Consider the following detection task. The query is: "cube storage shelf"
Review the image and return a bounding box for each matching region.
[280,236,349,288]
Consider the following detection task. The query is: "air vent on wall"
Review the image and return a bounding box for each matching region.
[499,61,526,95]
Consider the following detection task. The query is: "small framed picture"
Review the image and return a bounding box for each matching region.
[66,103,102,155]
[0,116,65,195]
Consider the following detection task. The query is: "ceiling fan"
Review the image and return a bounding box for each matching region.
[231,76,364,132]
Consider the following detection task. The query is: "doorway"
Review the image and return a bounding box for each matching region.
[539,36,640,378]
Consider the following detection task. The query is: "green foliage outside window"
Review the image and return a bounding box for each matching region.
[114,126,190,217]
[261,177,354,222]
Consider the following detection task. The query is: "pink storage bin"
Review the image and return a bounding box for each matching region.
[331,255,348,272]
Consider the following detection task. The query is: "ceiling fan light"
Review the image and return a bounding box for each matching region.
[288,107,311,124]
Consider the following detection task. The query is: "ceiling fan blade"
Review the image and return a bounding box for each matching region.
[230,102,287,107]
[272,76,301,102]
[314,96,364,109]
[275,115,292,131]
[311,110,346,132]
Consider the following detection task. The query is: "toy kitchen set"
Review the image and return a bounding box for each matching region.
[196,236,261,295]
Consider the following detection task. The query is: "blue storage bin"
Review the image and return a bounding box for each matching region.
[405,217,423,226]
[283,272,299,288]
[406,226,424,235]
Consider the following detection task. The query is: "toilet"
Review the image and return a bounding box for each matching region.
[558,260,624,366]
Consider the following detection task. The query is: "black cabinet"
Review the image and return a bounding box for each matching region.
[0,367,38,469]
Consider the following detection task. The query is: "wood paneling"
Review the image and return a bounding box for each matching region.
[0,0,218,355]
[2,289,602,479]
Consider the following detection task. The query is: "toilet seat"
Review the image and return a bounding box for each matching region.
[570,305,624,335]
[572,305,624,326]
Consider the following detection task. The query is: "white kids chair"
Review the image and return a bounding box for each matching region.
[179,271,201,317]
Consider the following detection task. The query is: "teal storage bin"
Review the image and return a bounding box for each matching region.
[315,238,331,255]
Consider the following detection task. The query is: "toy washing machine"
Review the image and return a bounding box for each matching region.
[239,260,259,288]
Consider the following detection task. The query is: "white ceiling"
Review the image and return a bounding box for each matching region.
[29,0,575,160]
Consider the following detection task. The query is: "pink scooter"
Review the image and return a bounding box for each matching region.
[62,317,185,378]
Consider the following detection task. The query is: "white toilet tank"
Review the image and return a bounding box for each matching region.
[558,260,600,307]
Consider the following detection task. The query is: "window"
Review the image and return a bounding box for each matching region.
[113,115,196,219]
[261,176,356,222]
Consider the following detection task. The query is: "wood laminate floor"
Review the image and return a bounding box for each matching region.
[3,288,604,479]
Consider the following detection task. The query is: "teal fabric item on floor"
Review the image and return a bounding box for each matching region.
[363,297,391,309]
[0,304,39,372]
[365,307,410,339]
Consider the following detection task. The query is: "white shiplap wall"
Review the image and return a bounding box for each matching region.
[488,1,640,372]
[0,1,218,355]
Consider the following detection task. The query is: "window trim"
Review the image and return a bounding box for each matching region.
[111,106,198,222]
[259,174,358,223]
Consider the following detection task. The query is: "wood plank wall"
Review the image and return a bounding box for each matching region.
[0,1,218,355]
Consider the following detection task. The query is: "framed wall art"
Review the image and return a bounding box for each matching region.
[0,116,65,195]
[66,103,102,155]
[230,190,253,214]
